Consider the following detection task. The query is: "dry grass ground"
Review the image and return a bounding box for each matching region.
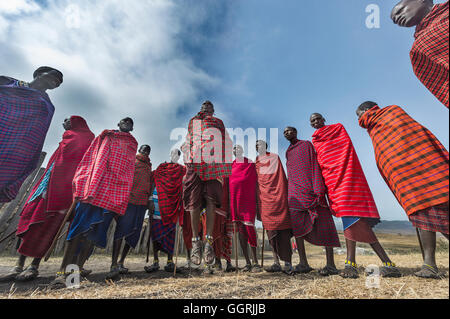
[0,233,448,299]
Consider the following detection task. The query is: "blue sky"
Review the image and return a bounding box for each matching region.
[1,0,448,221]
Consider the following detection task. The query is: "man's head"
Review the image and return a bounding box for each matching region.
[170,149,181,163]
[284,126,298,142]
[30,66,63,92]
[256,140,268,155]
[201,100,215,116]
[118,117,134,133]
[139,145,151,156]
[233,145,244,158]
[356,101,378,120]
[310,113,326,130]
[391,0,434,27]
[63,118,71,131]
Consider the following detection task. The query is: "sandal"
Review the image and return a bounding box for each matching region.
[251,264,263,273]
[191,239,203,266]
[380,262,401,278]
[293,264,314,274]
[204,240,215,265]
[47,273,68,290]
[283,264,295,276]
[414,264,441,280]
[117,263,129,275]
[319,265,339,277]
[0,266,23,282]
[106,265,120,280]
[225,262,237,273]
[164,262,175,273]
[15,265,39,282]
[242,264,252,272]
[144,262,160,273]
[265,263,282,273]
[340,261,359,279]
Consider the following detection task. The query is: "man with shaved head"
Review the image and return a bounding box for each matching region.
[0,67,63,203]
[391,0,448,108]
[284,126,340,274]
[311,113,400,278]
[183,101,233,266]
[255,140,293,274]
[357,101,449,279]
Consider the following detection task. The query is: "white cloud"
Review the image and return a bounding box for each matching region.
[0,0,40,15]
[0,0,220,167]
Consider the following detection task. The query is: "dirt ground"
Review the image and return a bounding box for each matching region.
[0,233,448,299]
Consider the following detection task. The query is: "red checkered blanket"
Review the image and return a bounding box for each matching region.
[73,130,138,215]
[185,111,232,181]
[154,162,186,225]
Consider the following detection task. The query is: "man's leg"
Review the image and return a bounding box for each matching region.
[415,229,438,276]
[111,239,122,268]
[203,198,216,265]
[119,243,132,265]
[340,239,358,279]
[190,207,203,265]
[239,230,252,271]
[294,237,313,273]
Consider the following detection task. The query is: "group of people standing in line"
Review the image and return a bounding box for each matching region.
[0,0,448,289]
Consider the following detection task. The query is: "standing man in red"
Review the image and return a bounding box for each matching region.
[49,117,137,288]
[255,140,293,274]
[183,101,233,266]
[391,0,449,108]
[230,145,262,272]
[109,145,154,278]
[0,116,94,282]
[311,113,400,278]
[145,149,185,273]
[357,101,449,279]
[284,127,340,274]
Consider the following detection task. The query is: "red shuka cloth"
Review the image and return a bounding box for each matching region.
[153,162,186,225]
[129,154,153,206]
[185,111,233,181]
[229,157,257,225]
[312,124,380,219]
[411,2,449,108]
[73,130,138,216]
[359,105,449,216]
[255,152,292,231]
[16,116,95,258]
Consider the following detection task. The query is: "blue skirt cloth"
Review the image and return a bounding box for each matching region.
[114,203,147,248]
[67,202,115,249]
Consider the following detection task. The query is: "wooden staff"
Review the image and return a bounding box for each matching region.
[416,228,425,260]
[233,222,239,272]
[173,223,182,277]
[261,227,265,268]
[44,201,77,262]
[146,218,152,264]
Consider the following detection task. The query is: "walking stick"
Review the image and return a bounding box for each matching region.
[233,222,239,272]
[416,228,425,260]
[44,201,77,261]
[146,218,152,264]
[261,227,265,268]
[173,223,182,277]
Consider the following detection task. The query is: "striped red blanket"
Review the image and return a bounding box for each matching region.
[312,123,380,219]
[129,154,153,206]
[73,130,138,216]
[185,111,232,181]
[153,163,186,225]
[230,157,257,225]
[255,152,291,231]
[411,1,449,108]
[359,105,449,216]
[0,78,55,202]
